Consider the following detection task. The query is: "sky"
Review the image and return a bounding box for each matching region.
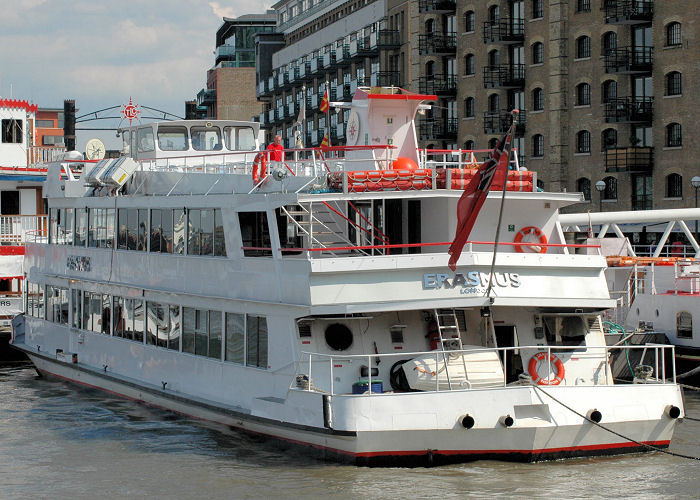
[0,0,271,151]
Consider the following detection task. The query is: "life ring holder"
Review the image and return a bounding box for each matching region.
[514,226,547,254]
[252,152,267,185]
[528,351,565,385]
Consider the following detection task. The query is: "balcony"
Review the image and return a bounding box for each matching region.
[419,33,456,55]
[196,88,216,106]
[483,110,527,135]
[418,74,457,95]
[374,30,401,49]
[333,45,350,66]
[482,20,525,44]
[371,71,401,87]
[604,0,653,24]
[332,123,345,142]
[309,57,323,75]
[277,71,289,89]
[257,79,273,99]
[322,51,336,68]
[483,65,525,89]
[604,97,653,123]
[604,46,653,73]
[1,215,48,245]
[605,146,653,173]
[418,118,458,140]
[299,62,312,81]
[632,193,653,211]
[287,66,299,85]
[418,0,456,13]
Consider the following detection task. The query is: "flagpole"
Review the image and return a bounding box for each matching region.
[326,80,331,147]
[484,110,518,301]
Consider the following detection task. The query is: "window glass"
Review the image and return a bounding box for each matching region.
[127,209,138,250]
[64,208,74,245]
[161,209,173,254]
[150,209,162,253]
[195,309,209,356]
[225,312,245,364]
[137,127,155,153]
[82,292,91,331]
[214,209,226,257]
[157,126,188,151]
[113,296,125,338]
[75,209,87,247]
[246,314,268,369]
[188,209,201,255]
[173,209,186,254]
[209,311,222,360]
[72,289,82,329]
[138,209,148,251]
[677,311,692,339]
[183,307,196,354]
[191,126,222,151]
[168,305,180,351]
[201,209,214,256]
[239,212,272,257]
[132,299,144,342]
[1,119,23,143]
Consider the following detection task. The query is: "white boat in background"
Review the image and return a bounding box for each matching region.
[12,87,684,465]
[560,210,700,386]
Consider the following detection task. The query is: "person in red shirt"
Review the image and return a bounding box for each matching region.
[266,134,285,162]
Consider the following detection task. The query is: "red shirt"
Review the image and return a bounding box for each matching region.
[267,143,284,162]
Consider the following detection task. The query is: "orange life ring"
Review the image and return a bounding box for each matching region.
[514,226,547,254]
[252,152,267,184]
[528,351,565,385]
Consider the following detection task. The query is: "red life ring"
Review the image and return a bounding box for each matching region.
[514,226,547,254]
[252,152,267,184]
[528,351,565,385]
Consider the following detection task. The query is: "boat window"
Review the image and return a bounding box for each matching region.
[677,311,692,339]
[209,311,222,359]
[75,209,88,247]
[100,294,111,334]
[543,315,587,347]
[190,126,222,151]
[213,209,226,256]
[26,282,44,319]
[132,299,145,342]
[223,126,256,151]
[246,314,268,369]
[182,307,221,358]
[239,211,272,257]
[64,209,74,246]
[113,296,124,338]
[122,132,131,155]
[188,209,202,255]
[173,209,185,254]
[88,208,115,249]
[72,289,82,329]
[225,312,245,364]
[46,286,69,325]
[185,208,227,256]
[157,126,188,151]
[276,207,303,255]
[136,127,155,153]
[146,301,168,348]
[1,119,23,143]
[169,305,180,350]
[116,297,144,343]
[201,209,214,255]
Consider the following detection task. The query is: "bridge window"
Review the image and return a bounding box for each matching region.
[239,211,271,257]
[1,119,22,143]
[191,126,222,151]
[157,126,188,151]
[223,126,256,151]
[136,127,155,153]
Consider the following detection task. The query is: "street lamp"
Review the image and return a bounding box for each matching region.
[692,176,700,241]
[595,180,606,212]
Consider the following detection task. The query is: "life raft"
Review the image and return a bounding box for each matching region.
[528,351,565,385]
[514,226,547,254]
[252,152,267,184]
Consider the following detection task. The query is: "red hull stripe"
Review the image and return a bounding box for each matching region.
[0,246,25,255]
[37,366,670,460]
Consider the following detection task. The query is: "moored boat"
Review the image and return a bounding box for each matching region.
[12,87,684,465]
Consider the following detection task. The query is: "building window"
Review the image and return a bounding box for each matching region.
[577,177,591,201]
[666,22,682,47]
[576,83,591,106]
[666,173,683,198]
[488,94,500,113]
[464,97,475,117]
[576,130,590,153]
[665,72,682,96]
[602,128,617,150]
[488,49,500,66]
[532,134,544,157]
[531,42,543,64]
[465,140,475,150]
[532,88,544,111]
[576,0,590,13]
[602,80,617,103]
[532,0,543,19]
[1,119,22,144]
[603,176,617,200]
[666,123,682,147]
[602,31,617,56]
[425,18,434,35]
[575,36,590,59]
[677,311,693,339]
[464,11,475,32]
[488,5,499,24]
[464,54,475,75]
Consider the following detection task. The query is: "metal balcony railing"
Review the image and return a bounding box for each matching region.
[604,97,653,123]
[483,110,527,135]
[419,74,457,95]
[371,71,401,87]
[418,118,458,140]
[375,30,401,49]
[483,64,526,88]
[604,0,653,24]
[482,19,525,44]
[196,88,216,106]
[604,146,653,173]
[418,0,456,13]
[604,46,653,73]
[418,33,457,55]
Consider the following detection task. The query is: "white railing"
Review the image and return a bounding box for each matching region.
[27,146,66,166]
[291,344,676,396]
[0,215,48,244]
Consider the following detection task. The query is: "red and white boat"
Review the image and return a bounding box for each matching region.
[12,87,684,465]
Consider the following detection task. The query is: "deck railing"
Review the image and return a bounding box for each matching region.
[292,344,676,396]
[0,215,48,245]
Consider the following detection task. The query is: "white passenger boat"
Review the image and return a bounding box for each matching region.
[12,88,684,465]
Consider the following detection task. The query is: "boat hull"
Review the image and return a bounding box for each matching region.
[20,345,682,466]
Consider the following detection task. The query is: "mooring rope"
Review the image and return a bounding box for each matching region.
[532,384,700,461]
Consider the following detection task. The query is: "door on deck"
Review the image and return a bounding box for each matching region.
[494,325,520,383]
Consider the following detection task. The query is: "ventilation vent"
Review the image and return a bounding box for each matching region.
[298,321,312,337]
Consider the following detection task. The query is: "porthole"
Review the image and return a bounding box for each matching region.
[636,308,640,315]
[325,323,353,351]
[656,310,660,317]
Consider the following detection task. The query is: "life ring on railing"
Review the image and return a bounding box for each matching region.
[514,226,547,254]
[252,152,267,184]
[528,351,565,385]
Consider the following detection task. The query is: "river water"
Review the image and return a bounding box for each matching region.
[1,364,698,499]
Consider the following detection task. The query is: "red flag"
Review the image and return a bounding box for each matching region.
[447,111,518,270]
[319,89,329,113]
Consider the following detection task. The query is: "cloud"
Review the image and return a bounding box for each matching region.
[209,2,239,19]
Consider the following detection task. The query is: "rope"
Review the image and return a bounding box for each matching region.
[531,384,700,461]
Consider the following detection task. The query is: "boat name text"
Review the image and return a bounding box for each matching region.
[423,272,520,291]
